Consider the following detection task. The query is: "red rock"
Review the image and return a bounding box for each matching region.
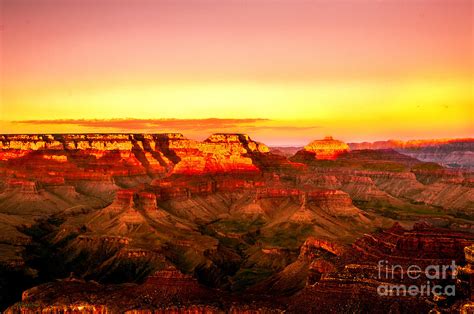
[302,136,349,160]
[6,179,38,193]
[137,191,158,211]
[300,237,345,257]
[112,189,136,209]
[0,134,275,177]
[309,259,336,274]
[352,223,474,265]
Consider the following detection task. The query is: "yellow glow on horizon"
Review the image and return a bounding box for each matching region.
[2,78,472,124]
[2,0,472,144]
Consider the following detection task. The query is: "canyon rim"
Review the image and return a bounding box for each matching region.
[1,0,473,313]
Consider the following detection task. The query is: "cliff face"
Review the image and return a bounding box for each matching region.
[0,134,272,183]
[299,237,345,257]
[170,133,269,174]
[1,133,473,312]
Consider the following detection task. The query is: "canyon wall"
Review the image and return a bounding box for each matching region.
[0,133,272,179]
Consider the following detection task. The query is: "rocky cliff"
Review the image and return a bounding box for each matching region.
[10,223,471,312]
[0,133,473,312]
[291,146,474,214]
[301,136,349,160]
[0,133,272,179]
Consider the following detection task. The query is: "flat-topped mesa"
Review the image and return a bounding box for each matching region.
[303,136,350,160]
[203,133,269,153]
[0,134,135,151]
[0,134,62,150]
[0,133,186,152]
[6,179,39,193]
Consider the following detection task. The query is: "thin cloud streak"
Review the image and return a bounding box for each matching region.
[14,118,268,131]
[10,118,322,145]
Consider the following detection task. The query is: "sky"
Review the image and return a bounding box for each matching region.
[0,0,472,145]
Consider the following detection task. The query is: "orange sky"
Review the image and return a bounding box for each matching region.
[0,0,472,145]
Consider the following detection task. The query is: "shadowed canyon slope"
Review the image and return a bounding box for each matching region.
[0,133,472,313]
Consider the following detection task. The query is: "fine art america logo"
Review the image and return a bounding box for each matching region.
[377,260,457,297]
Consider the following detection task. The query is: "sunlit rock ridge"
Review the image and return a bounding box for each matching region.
[0,133,270,175]
[303,136,350,160]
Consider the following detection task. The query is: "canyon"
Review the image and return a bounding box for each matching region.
[271,137,474,170]
[348,138,474,170]
[0,133,472,313]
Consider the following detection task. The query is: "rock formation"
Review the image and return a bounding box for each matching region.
[0,133,277,180]
[348,138,474,169]
[0,133,473,312]
[302,136,350,160]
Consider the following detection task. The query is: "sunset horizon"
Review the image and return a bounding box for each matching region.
[1,0,472,145]
[1,117,473,147]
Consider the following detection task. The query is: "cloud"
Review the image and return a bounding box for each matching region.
[13,118,320,132]
[243,125,320,131]
[11,118,321,145]
[13,118,270,131]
